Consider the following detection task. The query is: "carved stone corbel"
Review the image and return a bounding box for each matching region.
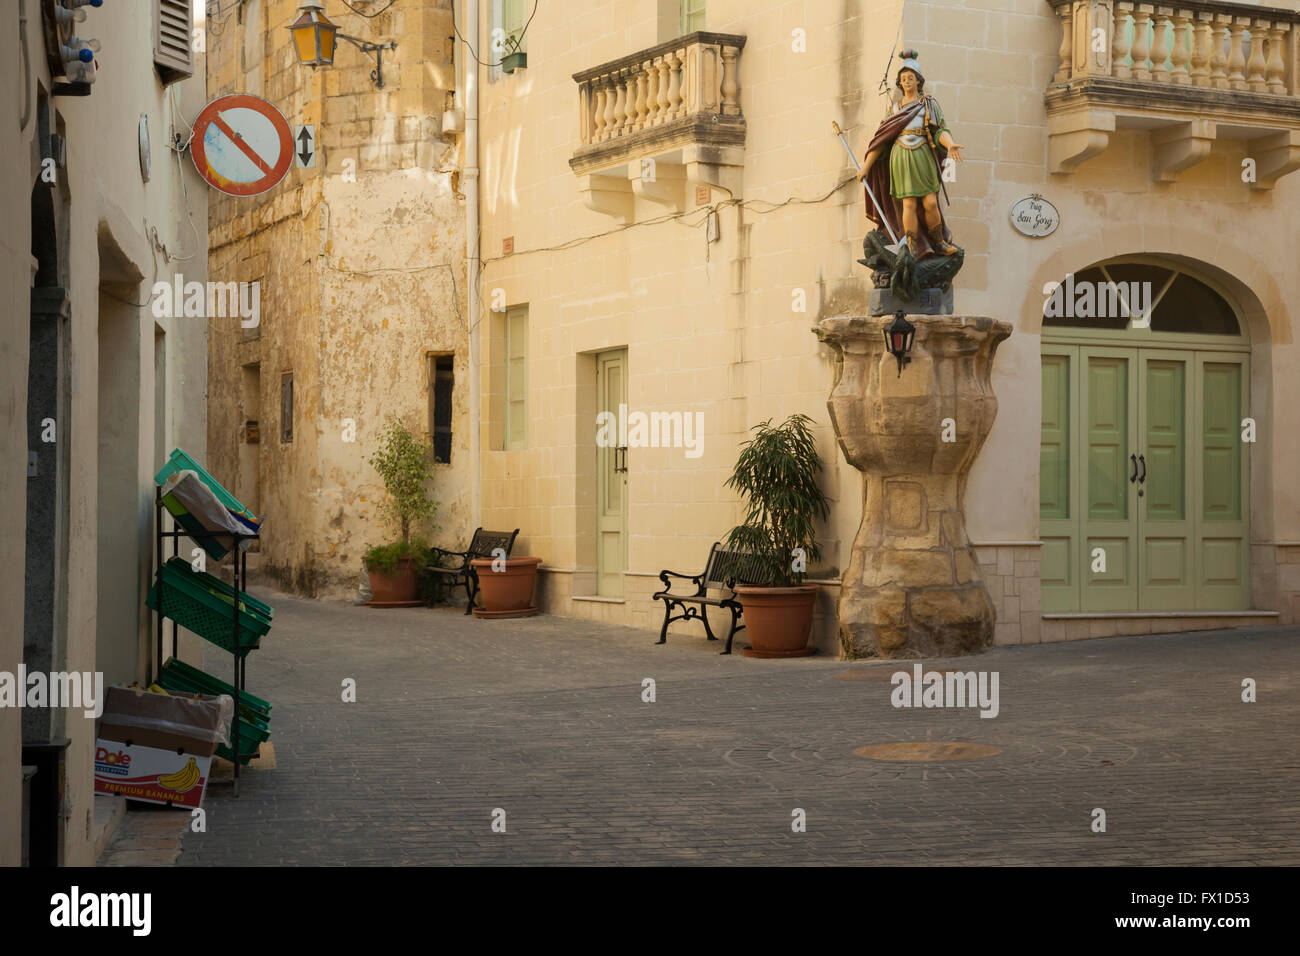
[680,143,745,200]
[1250,128,1300,190]
[1047,107,1115,174]
[630,160,686,212]
[576,172,634,223]
[1151,118,1216,183]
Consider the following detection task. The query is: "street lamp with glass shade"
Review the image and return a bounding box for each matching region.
[288,1,337,68]
[288,1,396,88]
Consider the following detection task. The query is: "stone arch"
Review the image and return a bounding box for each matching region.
[1026,227,1285,595]
[1019,224,1288,347]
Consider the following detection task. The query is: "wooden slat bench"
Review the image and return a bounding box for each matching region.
[427,528,520,614]
[652,543,769,655]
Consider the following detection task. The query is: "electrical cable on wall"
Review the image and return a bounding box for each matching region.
[339,0,398,18]
[469,174,857,334]
[479,175,856,266]
[454,0,538,67]
[160,85,201,261]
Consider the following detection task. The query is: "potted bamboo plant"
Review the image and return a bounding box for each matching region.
[724,414,830,657]
[364,419,437,607]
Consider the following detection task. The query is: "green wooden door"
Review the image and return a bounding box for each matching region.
[1137,350,1195,609]
[1195,355,1250,609]
[1039,347,1077,610]
[596,350,628,596]
[1039,345,1248,612]
[1080,347,1138,611]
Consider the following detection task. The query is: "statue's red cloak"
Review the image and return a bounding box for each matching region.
[862,97,954,260]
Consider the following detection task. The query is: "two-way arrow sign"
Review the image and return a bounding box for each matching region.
[294,125,315,168]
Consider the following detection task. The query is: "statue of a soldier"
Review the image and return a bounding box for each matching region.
[858,50,964,261]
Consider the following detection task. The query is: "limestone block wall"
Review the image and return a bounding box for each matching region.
[476,0,905,626]
[1262,543,1300,626]
[974,543,1042,646]
[475,0,1298,653]
[910,0,1300,566]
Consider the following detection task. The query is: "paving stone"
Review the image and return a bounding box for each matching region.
[151,587,1300,866]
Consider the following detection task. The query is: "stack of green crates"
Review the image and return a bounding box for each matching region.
[147,558,272,657]
[151,449,273,765]
[158,658,272,765]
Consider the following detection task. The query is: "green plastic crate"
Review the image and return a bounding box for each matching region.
[159,556,273,622]
[164,506,233,561]
[158,657,272,726]
[147,560,271,658]
[155,448,260,526]
[217,716,271,765]
[156,659,271,766]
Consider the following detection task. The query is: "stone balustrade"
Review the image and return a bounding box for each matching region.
[1050,0,1299,92]
[1045,0,1300,186]
[570,33,747,219]
[573,32,745,146]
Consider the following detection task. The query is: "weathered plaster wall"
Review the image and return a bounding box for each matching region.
[206,0,470,600]
[0,2,208,864]
[0,0,34,868]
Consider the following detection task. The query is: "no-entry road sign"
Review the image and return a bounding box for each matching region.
[191,93,294,197]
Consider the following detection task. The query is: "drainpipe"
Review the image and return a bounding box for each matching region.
[464,0,481,528]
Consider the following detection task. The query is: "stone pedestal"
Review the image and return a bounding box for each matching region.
[814,315,1012,659]
[868,285,953,316]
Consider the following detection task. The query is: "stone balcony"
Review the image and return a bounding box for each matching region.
[569,32,746,220]
[1045,0,1300,187]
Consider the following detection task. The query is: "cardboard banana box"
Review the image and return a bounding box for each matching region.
[93,685,229,809]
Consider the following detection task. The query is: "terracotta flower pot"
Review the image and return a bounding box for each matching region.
[367,556,421,607]
[470,556,542,618]
[733,585,819,658]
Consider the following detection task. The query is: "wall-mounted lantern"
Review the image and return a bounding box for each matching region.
[883,311,915,377]
[288,1,397,89]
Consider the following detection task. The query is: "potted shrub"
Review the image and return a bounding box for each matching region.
[724,414,830,657]
[364,419,437,607]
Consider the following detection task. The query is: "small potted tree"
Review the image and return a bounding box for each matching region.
[364,419,437,607]
[724,414,830,657]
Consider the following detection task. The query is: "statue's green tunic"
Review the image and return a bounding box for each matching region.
[888,96,949,198]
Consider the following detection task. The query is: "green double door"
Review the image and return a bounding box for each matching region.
[1041,344,1249,612]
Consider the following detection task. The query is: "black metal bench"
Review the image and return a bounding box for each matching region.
[427,528,520,614]
[653,543,769,655]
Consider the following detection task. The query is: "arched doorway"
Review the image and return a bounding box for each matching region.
[1040,259,1250,612]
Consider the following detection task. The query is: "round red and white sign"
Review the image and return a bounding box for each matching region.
[190,93,294,197]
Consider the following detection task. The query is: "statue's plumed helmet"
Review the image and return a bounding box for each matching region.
[896,49,924,86]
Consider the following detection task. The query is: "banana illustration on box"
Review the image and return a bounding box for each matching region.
[158,757,201,793]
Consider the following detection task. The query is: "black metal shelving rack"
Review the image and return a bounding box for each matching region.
[151,486,260,796]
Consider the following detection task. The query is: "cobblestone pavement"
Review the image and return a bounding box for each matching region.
[173,588,1300,865]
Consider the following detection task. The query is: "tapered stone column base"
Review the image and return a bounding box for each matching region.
[814,314,1012,659]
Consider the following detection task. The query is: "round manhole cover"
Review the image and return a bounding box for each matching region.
[853,741,1003,762]
[829,668,897,681]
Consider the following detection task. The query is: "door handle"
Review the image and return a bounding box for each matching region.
[614,445,628,473]
[1138,454,1146,483]
[1129,454,1138,483]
